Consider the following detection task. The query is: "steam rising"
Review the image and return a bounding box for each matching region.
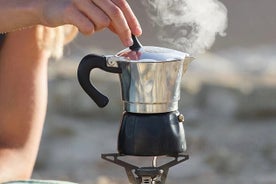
[142,0,228,55]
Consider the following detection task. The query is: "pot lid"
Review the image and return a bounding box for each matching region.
[116,35,188,62]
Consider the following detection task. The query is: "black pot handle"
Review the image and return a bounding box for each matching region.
[77,54,122,108]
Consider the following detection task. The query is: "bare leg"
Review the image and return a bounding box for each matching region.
[0,26,51,181]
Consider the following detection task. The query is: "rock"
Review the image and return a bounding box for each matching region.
[196,84,240,118]
[204,148,244,175]
[237,86,276,119]
[48,65,122,119]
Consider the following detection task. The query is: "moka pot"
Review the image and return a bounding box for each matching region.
[77,36,194,114]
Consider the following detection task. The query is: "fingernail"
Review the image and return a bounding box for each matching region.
[132,27,142,36]
[125,38,133,47]
[136,27,142,35]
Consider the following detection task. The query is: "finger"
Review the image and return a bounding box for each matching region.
[64,6,95,35]
[93,0,133,46]
[75,0,111,31]
[111,0,142,36]
[108,24,116,33]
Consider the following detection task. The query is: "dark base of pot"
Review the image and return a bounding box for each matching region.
[117,111,186,156]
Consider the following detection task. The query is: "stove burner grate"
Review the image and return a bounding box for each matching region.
[101,153,189,184]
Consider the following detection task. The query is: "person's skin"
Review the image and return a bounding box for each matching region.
[0,0,142,182]
[0,0,142,46]
[0,26,51,181]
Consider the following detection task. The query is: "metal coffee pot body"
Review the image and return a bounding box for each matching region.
[77,45,193,114]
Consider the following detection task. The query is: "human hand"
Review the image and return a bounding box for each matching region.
[37,0,142,46]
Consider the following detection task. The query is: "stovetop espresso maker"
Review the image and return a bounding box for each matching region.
[77,35,194,184]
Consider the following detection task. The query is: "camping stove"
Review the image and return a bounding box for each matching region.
[102,153,189,184]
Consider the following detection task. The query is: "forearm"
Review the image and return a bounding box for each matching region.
[0,0,40,33]
[0,26,49,182]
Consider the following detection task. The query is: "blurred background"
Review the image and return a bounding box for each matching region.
[33,0,276,184]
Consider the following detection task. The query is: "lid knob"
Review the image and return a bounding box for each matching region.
[129,34,142,51]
